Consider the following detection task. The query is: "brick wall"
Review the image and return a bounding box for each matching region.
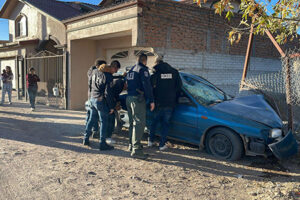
[138,0,299,59]
[136,0,298,96]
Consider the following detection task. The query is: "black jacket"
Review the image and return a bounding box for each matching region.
[112,78,125,102]
[90,70,114,109]
[126,62,154,103]
[87,66,97,99]
[151,62,182,108]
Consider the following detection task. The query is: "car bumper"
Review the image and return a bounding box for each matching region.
[268,130,298,160]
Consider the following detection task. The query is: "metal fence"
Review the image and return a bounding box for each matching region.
[25,51,65,109]
[240,49,300,135]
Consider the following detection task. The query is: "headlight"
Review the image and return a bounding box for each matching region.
[269,129,282,138]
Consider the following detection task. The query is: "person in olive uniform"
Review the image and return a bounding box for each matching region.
[148,55,182,150]
[126,53,155,159]
[84,62,115,151]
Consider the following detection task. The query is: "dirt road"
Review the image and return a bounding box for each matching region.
[0,99,300,200]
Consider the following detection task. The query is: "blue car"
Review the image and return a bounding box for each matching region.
[118,72,298,161]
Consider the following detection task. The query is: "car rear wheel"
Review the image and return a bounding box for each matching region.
[205,127,243,161]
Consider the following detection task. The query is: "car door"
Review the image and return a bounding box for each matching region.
[169,90,199,144]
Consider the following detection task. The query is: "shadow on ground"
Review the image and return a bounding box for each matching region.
[0,102,300,184]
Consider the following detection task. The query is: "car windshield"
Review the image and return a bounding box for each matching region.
[181,74,227,105]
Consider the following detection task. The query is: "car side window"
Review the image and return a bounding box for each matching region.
[177,90,196,107]
[181,75,225,106]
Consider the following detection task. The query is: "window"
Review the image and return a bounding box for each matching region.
[181,75,227,106]
[15,15,27,37]
[111,51,128,59]
[178,90,195,106]
[134,50,154,57]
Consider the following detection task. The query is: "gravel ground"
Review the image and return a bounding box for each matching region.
[0,94,300,200]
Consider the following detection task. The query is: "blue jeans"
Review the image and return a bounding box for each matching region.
[85,100,99,132]
[149,107,173,147]
[107,112,115,138]
[27,86,38,108]
[85,98,110,144]
[1,83,12,103]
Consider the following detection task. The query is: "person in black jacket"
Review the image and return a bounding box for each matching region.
[85,60,106,138]
[106,60,124,144]
[84,63,115,151]
[148,54,182,150]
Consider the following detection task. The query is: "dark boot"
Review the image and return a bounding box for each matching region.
[83,139,90,146]
[99,142,114,151]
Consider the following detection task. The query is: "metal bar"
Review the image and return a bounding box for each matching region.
[285,58,293,131]
[240,24,254,90]
[265,30,286,57]
[289,53,300,59]
[24,56,28,102]
[26,55,64,60]
[15,56,20,100]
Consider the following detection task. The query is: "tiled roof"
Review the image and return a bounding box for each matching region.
[23,0,99,21]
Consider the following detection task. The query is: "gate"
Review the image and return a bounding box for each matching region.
[25,51,66,109]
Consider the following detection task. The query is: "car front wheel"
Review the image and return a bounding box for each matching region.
[205,127,243,161]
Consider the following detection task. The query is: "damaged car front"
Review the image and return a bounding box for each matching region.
[202,86,298,160]
[181,73,298,160]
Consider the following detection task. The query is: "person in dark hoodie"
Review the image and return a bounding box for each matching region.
[85,60,107,138]
[84,63,115,151]
[26,67,40,111]
[106,60,126,145]
[148,54,182,151]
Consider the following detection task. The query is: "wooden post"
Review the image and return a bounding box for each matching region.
[240,24,254,90]
[285,58,294,131]
[265,30,286,57]
[264,30,295,131]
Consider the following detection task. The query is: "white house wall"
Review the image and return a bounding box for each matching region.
[66,6,139,45]
[8,1,66,45]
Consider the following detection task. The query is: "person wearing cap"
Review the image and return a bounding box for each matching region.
[148,54,182,150]
[84,63,115,151]
[126,53,155,160]
[26,67,40,111]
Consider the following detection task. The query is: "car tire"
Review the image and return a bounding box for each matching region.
[205,127,243,161]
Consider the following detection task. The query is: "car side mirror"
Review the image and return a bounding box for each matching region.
[178,97,192,105]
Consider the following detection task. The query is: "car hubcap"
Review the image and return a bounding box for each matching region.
[209,134,232,158]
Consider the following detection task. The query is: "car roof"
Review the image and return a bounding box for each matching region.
[179,72,212,85]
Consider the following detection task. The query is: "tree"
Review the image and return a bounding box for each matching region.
[194,0,300,44]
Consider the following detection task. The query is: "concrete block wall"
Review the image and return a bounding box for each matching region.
[154,48,282,96]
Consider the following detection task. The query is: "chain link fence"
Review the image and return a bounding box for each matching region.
[240,49,300,135]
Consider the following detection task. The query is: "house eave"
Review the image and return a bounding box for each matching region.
[0,0,19,19]
[0,39,39,50]
[63,0,138,24]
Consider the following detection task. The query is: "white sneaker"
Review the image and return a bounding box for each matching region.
[159,145,168,151]
[8,102,12,105]
[148,141,154,147]
[106,138,116,144]
[31,108,35,111]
